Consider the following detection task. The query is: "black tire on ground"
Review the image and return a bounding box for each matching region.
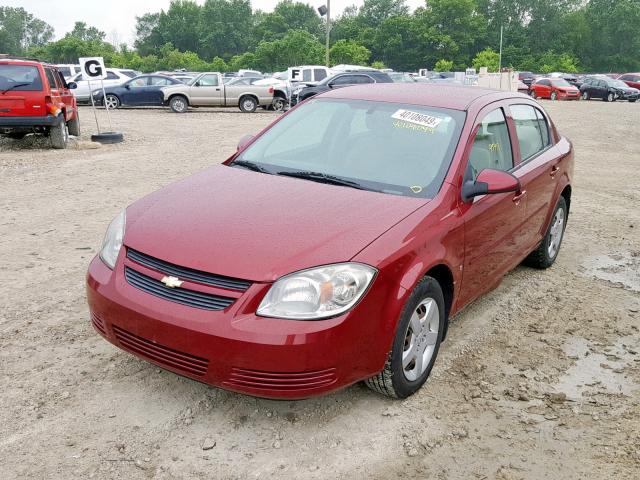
[105,94,121,109]
[365,276,446,399]
[67,111,80,137]
[582,91,590,100]
[272,96,286,112]
[551,91,558,101]
[239,96,258,113]
[91,132,124,144]
[7,132,27,139]
[169,95,189,113]
[606,92,615,102]
[629,99,637,103]
[50,121,68,149]
[524,196,568,269]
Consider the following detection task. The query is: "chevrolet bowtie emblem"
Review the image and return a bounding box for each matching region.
[161,276,183,288]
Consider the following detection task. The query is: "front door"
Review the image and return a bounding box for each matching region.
[458,106,527,307]
[190,74,222,106]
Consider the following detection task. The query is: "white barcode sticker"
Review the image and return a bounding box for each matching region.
[391,109,443,129]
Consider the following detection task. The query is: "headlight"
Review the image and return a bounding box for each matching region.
[257,263,376,320]
[99,210,126,269]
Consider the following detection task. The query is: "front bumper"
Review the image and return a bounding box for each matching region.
[86,254,395,399]
[0,114,62,129]
[616,91,639,101]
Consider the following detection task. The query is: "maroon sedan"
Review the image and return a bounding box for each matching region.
[87,85,573,399]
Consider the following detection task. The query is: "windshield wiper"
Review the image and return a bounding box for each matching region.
[277,171,366,190]
[1,83,30,95]
[230,160,271,174]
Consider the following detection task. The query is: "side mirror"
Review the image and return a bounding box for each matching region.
[237,134,255,151]
[461,169,520,202]
[67,82,77,90]
[195,81,201,87]
[124,84,131,90]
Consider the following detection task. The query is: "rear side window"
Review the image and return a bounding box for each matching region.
[150,77,173,86]
[468,108,513,179]
[511,105,551,161]
[314,69,327,81]
[58,66,71,77]
[44,68,59,89]
[0,65,43,91]
[302,69,312,82]
[106,71,119,80]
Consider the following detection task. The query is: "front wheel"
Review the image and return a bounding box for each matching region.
[524,196,567,269]
[365,276,445,399]
[169,95,188,113]
[239,96,258,113]
[105,94,120,109]
[272,96,286,112]
[530,90,538,100]
[550,91,558,101]
[606,92,615,102]
[582,91,590,100]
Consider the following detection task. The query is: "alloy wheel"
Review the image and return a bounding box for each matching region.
[105,95,119,109]
[402,298,439,381]
[548,207,565,259]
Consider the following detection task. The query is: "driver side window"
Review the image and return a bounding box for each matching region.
[199,75,219,86]
[468,108,513,180]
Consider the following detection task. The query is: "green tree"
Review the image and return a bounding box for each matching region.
[0,7,53,55]
[330,40,371,66]
[435,59,454,71]
[254,30,324,71]
[156,0,202,54]
[134,13,162,57]
[66,21,105,42]
[198,0,253,59]
[472,48,500,72]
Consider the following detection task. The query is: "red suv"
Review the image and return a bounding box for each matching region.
[0,58,80,149]
[618,73,640,90]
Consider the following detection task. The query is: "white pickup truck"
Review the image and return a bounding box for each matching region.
[161,72,274,113]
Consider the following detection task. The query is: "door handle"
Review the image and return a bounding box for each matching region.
[550,165,560,177]
[512,190,527,204]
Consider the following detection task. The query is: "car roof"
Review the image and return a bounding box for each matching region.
[0,58,47,67]
[319,84,526,111]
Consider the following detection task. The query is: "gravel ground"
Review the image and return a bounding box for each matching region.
[1,101,639,479]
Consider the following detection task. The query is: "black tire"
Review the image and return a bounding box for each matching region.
[91,131,124,144]
[365,276,446,399]
[550,91,558,101]
[606,92,615,102]
[105,94,120,109]
[169,95,189,113]
[524,196,568,269]
[67,111,80,137]
[581,91,590,100]
[629,99,637,103]
[239,96,258,113]
[272,96,286,112]
[50,121,68,149]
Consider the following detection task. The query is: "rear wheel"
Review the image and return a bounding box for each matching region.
[629,99,637,103]
[239,96,258,113]
[50,121,68,149]
[524,196,567,269]
[365,276,445,399]
[67,111,80,137]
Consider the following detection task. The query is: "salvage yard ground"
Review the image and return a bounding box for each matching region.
[1,102,639,479]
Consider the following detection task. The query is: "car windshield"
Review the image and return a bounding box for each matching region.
[550,78,571,86]
[609,80,629,88]
[234,98,465,198]
[0,65,43,92]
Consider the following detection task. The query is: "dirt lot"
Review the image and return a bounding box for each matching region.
[1,101,639,479]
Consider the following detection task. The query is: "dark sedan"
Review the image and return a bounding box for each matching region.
[291,70,392,105]
[92,75,182,108]
[580,76,639,102]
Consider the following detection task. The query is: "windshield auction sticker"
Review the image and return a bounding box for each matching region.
[392,109,443,129]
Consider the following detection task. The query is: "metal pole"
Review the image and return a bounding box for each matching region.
[100,78,113,131]
[498,25,503,72]
[87,78,100,134]
[325,0,331,67]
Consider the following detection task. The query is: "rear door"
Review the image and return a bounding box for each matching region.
[0,63,46,117]
[458,104,527,307]
[54,68,76,120]
[507,103,560,251]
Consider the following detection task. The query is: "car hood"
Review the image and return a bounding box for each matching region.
[124,165,427,282]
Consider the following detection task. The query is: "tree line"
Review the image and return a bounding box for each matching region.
[1,0,639,74]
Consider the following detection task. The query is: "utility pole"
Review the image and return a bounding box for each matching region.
[325,0,331,67]
[498,25,503,72]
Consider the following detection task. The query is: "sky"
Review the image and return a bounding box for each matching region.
[7,0,425,46]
